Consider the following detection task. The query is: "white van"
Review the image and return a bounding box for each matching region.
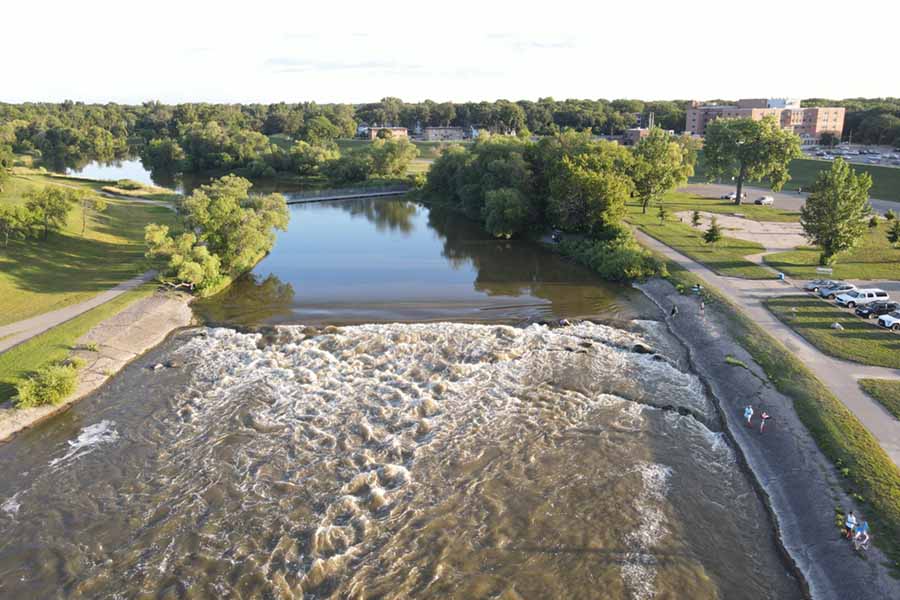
[835,288,889,308]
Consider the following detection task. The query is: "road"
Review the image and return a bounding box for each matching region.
[635,230,900,466]
[680,182,898,215]
[0,271,156,354]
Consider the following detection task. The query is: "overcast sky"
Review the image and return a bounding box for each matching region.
[4,0,897,104]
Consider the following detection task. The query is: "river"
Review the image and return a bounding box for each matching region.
[0,197,802,599]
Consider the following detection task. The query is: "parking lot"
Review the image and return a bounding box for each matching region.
[803,144,900,168]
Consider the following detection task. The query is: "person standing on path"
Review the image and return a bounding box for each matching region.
[744,405,754,427]
[760,411,770,433]
[670,305,678,318]
[699,300,705,316]
[845,511,858,539]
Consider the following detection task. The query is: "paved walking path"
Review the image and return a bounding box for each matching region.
[0,271,156,354]
[636,230,900,465]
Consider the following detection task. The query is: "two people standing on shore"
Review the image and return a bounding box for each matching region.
[743,405,772,434]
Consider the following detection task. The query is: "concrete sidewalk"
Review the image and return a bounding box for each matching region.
[636,230,900,465]
[0,271,156,354]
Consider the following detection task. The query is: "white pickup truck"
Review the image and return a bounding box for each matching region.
[835,288,889,308]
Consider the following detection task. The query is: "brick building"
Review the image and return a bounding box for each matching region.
[685,98,844,143]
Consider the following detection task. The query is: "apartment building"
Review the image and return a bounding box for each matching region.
[685,98,844,143]
[423,126,466,141]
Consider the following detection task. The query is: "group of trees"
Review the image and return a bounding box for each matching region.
[424,129,697,280]
[144,175,288,292]
[0,186,105,247]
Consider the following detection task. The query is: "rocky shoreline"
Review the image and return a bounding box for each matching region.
[0,291,193,442]
[637,278,900,600]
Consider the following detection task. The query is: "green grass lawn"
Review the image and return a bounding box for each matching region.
[628,192,775,279]
[858,379,900,421]
[0,176,176,325]
[765,296,900,369]
[19,172,179,203]
[764,221,900,280]
[659,190,801,222]
[692,156,900,202]
[0,284,155,403]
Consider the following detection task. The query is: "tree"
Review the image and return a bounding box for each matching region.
[869,215,879,228]
[886,209,897,221]
[703,216,723,245]
[800,158,873,265]
[289,141,339,176]
[548,151,633,235]
[72,190,107,236]
[692,210,702,228]
[702,117,802,205]
[887,220,900,247]
[25,186,73,239]
[301,116,341,146]
[657,203,668,224]
[145,225,222,291]
[819,132,840,148]
[0,144,13,192]
[0,205,35,247]
[482,187,530,238]
[369,138,419,177]
[631,128,695,214]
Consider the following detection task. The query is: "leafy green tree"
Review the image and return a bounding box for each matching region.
[482,187,530,238]
[145,225,222,291]
[71,190,107,236]
[631,128,694,214]
[25,186,73,239]
[702,117,802,205]
[180,175,288,273]
[289,141,339,176]
[321,152,374,183]
[885,209,897,221]
[548,152,633,235]
[800,158,873,265]
[703,216,723,245]
[692,210,702,228]
[819,132,840,147]
[869,215,880,228]
[0,205,35,247]
[142,138,185,172]
[0,144,13,192]
[887,220,900,247]
[369,138,419,177]
[302,116,341,146]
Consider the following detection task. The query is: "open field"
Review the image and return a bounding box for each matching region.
[16,171,180,203]
[0,283,155,403]
[764,296,900,369]
[627,192,777,279]
[660,259,900,569]
[858,379,900,421]
[0,176,176,325]
[692,156,900,202]
[765,221,900,280]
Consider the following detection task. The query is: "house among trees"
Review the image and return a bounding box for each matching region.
[423,126,466,141]
[364,126,408,140]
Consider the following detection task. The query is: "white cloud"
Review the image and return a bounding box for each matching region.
[1,0,897,103]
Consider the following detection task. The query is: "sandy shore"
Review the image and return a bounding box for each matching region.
[638,278,900,600]
[0,291,193,442]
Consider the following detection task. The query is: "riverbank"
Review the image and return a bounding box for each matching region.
[638,278,900,599]
[0,290,193,442]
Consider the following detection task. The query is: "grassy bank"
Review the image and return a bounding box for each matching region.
[692,156,900,202]
[627,194,773,279]
[0,284,156,403]
[858,379,900,421]
[0,175,176,325]
[764,296,900,369]
[765,221,900,280]
[660,261,900,570]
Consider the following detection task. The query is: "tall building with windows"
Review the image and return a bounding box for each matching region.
[685,98,844,143]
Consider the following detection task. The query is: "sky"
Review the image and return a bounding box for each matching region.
[3,0,898,104]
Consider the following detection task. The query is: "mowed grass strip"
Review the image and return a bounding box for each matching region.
[765,221,900,280]
[0,177,176,325]
[0,284,156,403]
[858,379,900,421]
[765,296,900,369]
[660,190,801,223]
[659,260,900,570]
[628,196,774,279]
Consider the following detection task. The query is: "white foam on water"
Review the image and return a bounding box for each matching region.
[49,420,120,468]
[1,492,22,517]
[622,462,672,600]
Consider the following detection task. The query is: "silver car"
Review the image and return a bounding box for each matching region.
[804,279,837,293]
[819,282,856,300]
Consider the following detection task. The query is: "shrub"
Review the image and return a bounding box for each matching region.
[869,215,880,228]
[559,229,664,281]
[116,179,144,190]
[885,209,897,221]
[14,363,79,408]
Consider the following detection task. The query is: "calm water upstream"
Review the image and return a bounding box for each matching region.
[0,197,802,599]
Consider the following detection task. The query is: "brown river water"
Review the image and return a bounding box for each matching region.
[0,198,801,599]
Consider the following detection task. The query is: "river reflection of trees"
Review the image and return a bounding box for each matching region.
[193,273,295,327]
[335,198,418,233]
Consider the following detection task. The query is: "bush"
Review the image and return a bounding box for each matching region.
[116,179,144,190]
[869,215,880,228]
[14,363,79,408]
[559,229,664,281]
[885,209,897,221]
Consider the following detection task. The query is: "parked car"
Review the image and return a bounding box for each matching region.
[720,192,747,200]
[877,311,900,331]
[804,279,837,293]
[835,288,889,308]
[818,282,856,299]
[855,301,900,319]
[755,196,774,205]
